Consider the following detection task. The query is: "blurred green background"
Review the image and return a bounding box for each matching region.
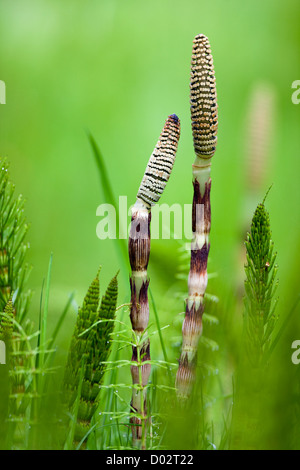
[0,0,299,395]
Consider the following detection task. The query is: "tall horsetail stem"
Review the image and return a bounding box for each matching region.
[0,159,32,448]
[129,114,180,448]
[0,159,31,323]
[176,34,218,400]
[230,203,278,449]
[244,202,278,365]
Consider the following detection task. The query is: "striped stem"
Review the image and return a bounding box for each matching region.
[129,114,180,448]
[176,34,218,400]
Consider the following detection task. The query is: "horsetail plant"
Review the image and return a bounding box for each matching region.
[63,270,118,448]
[0,296,14,339]
[176,34,218,400]
[0,297,31,448]
[244,201,278,366]
[0,160,35,449]
[231,201,278,449]
[128,114,180,449]
[0,159,31,323]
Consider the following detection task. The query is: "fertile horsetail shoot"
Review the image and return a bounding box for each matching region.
[128,114,180,448]
[176,34,218,400]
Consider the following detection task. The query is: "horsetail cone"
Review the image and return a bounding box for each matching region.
[136,114,181,208]
[129,114,180,447]
[190,34,218,160]
[176,34,218,400]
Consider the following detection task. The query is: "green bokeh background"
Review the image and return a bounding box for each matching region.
[0,0,299,410]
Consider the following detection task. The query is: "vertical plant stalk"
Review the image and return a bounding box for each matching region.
[128,114,180,448]
[231,202,278,449]
[0,159,33,449]
[0,159,31,324]
[244,202,278,365]
[176,34,218,400]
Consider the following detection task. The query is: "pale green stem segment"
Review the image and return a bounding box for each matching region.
[192,155,212,191]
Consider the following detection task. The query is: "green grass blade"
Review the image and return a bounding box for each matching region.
[46,291,75,362]
[39,253,53,370]
[149,288,170,374]
[64,357,86,450]
[87,132,128,278]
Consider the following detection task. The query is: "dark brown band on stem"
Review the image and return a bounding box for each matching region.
[176,353,196,399]
[184,298,205,325]
[131,340,151,387]
[131,340,150,363]
[181,301,203,354]
[130,403,148,445]
[190,243,210,277]
[192,179,211,234]
[128,211,151,271]
[130,278,149,332]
